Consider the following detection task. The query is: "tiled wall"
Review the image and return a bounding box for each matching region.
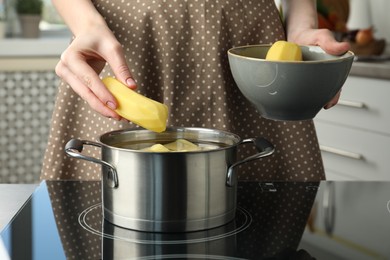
[0,71,58,183]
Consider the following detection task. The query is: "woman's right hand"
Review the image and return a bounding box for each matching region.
[55,23,136,120]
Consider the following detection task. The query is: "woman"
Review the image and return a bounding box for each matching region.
[41,0,350,181]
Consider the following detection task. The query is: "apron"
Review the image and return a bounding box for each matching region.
[41,0,325,181]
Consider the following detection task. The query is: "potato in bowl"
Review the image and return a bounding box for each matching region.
[227,44,354,121]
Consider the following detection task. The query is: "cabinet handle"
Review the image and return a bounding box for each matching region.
[319,145,364,160]
[337,99,366,109]
[323,182,336,235]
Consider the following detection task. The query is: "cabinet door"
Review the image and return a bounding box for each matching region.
[315,121,390,180]
[316,76,390,135]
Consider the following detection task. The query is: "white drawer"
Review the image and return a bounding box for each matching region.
[315,76,390,135]
[315,121,390,180]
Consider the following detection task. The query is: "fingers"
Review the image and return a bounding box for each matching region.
[100,41,137,90]
[315,31,348,110]
[291,29,351,56]
[315,29,351,56]
[324,89,341,109]
[54,25,137,120]
[62,48,118,103]
[55,60,122,120]
[57,39,134,120]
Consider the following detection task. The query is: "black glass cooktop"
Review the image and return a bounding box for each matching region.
[1,180,390,260]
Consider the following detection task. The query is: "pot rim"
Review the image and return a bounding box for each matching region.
[98,126,243,153]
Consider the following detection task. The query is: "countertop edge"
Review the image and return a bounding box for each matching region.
[0,38,69,57]
[1,37,389,80]
[350,61,390,80]
[0,184,39,232]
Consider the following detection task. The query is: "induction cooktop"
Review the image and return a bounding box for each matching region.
[1,180,390,260]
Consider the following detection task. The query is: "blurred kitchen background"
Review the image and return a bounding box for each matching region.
[0,0,389,183]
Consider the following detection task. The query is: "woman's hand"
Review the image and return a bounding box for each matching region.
[283,0,351,109]
[288,28,350,109]
[55,23,136,120]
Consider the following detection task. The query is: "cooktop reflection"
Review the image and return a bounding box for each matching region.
[2,180,390,259]
[79,204,252,245]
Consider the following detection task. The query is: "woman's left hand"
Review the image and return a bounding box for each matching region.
[288,28,350,109]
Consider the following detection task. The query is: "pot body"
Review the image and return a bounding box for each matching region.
[102,146,238,232]
[65,127,274,232]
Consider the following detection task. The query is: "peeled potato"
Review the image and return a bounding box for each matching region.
[102,77,168,133]
[141,144,171,152]
[141,139,202,152]
[164,139,201,151]
[265,41,302,61]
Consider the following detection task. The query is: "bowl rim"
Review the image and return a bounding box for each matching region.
[227,43,355,64]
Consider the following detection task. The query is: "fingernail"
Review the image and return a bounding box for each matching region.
[106,101,116,110]
[126,77,136,87]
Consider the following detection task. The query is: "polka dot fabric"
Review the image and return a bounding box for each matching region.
[236,182,318,258]
[41,0,325,181]
[46,181,102,260]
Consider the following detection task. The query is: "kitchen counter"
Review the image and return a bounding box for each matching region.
[350,60,390,80]
[1,180,390,259]
[350,44,390,80]
[0,27,71,58]
[1,36,389,79]
[0,184,38,232]
[0,30,70,71]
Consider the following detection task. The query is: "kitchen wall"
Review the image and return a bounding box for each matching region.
[0,39,68,184]
[369,0,390,43]
[0,71,59,183]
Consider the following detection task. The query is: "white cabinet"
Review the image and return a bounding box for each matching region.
[315,75,390,180]
[300,182,390,259]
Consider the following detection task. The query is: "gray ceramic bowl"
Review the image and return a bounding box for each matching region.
[228,44,354,121]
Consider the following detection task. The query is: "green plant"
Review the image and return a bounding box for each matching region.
[16,0,43,15]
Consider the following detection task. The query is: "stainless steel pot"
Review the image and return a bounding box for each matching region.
[65,127,274,232]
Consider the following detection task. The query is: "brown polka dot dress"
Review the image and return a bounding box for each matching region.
[41,0,325,182]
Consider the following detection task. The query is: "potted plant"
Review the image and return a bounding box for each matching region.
[16,0,43,38]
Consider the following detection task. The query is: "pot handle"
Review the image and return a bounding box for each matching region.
[64,139,119,188]
[226,137,274,187]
